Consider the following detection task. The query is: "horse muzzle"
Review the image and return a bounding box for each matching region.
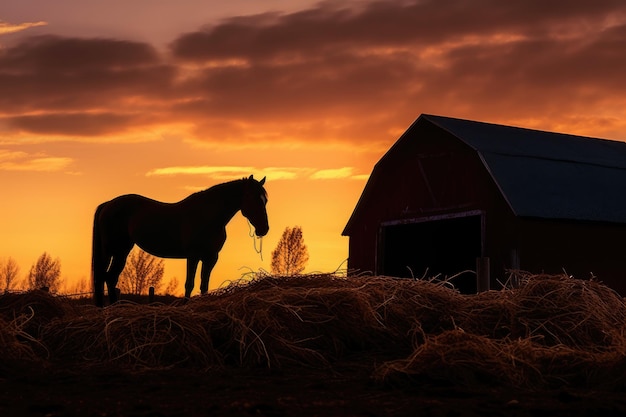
[255,225,269,237]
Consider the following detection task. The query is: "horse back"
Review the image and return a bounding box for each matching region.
[95,193,226,258]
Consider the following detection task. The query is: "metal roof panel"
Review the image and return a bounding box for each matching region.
[424,114,626,223]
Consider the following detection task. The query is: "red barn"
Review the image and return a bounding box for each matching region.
[342,114,626,294]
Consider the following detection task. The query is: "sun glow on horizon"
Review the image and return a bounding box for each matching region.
[3,0,626,295]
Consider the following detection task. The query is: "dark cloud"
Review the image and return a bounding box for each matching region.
[2,35,160,71]
[0,35,175,114]
[170,0,626,61]
[167,0,626,142]
[7,112,142,136]
[3,0,626,144]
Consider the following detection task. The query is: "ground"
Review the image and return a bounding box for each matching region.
[4,276,626,416]
[3,362,626,417]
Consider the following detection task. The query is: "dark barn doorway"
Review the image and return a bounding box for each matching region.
[380,214,482,293]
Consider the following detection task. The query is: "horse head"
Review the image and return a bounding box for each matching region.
[241,175,269,237]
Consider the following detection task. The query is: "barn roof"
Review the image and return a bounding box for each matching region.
[344,114,626,234]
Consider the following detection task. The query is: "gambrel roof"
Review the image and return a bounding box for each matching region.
[426,114,626,223]
[344,114,626,234]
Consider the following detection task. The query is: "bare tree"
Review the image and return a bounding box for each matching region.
[271,226,309,275]
[28,252,61,292]
[164,276,179,296]
[62,276,90,295]
[0,257,20,293]
[119,248,165,295]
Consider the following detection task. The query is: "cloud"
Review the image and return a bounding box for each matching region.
[0,20,47,35]
[7,112,142,136]
[167,0,626,142]
[0,149,74,172]
[146,165,309,181]
[2,35,161,71]
[309,167,356,180]
[259,167,305,180]
[147,165,255,177]
[4,1,626,147]
[146,164,366,181]
[0,36,175,123]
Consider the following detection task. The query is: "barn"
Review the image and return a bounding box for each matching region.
[342,114,626,295]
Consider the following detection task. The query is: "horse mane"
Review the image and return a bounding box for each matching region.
[186,178,244,199]
[186,177,266,201]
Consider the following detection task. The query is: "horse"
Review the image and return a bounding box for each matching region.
[92,175,269,307]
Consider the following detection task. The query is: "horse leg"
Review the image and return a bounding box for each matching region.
[94,275,106,307]
[92,216,112,307]
[106,246,133,304]
[93,255,109,307]
[185,258,200,298]
[199,253,218,295]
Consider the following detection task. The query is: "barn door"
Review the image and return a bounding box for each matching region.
[380,214,483,293]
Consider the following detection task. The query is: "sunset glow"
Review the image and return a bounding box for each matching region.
[2,0,626,294]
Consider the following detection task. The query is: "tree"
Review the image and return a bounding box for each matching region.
[164,276,179,296]
[62,276,90,295]
[119,248,165,295]
[271,226,309,275]
[28,252,61,292]
[0,257,20,293]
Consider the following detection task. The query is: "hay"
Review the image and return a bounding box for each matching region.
[507,273,626,349]
[376,330,526,387]
[42,302,224,370]
[0,316,42,373]
[0,290,76,337]
[2,273,626,390]
[0,290,74,369]
[454,273,626,348]
[376,330,626,390]
[188,274,417,367]
[378,273,626,389]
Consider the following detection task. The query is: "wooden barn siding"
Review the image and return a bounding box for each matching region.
[347,119,519,283]
[514,218,626,294]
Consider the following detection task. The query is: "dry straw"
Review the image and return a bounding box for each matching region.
[1,272,626,389]
[377,272,626,389]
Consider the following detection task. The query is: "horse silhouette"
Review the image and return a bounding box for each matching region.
[92,175,269,306]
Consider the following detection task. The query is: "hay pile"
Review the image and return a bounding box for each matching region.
[377,273,626,389]
[0,290,79,373]
[1,273,626,390]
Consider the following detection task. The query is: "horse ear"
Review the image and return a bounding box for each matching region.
[248,175,254,180]
[259,176,266,185]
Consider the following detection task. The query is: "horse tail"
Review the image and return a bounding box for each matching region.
[92,203,106,307]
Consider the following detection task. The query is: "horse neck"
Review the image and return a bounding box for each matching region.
[194,180,245,223]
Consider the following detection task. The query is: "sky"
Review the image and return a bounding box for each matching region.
[2,0,626,294]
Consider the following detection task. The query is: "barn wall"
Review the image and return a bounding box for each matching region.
[516,218,626,294]
[346,227,377,274]
[346,118,518,287]
[482,195,520,285]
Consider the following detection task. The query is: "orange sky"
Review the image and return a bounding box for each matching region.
[2,0,626,295]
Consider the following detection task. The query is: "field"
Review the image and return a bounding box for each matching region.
[2,273,626,416]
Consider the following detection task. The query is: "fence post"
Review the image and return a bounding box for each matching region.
[476,257,490,292]
[510,248,521,288]
[149,286,155,303]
